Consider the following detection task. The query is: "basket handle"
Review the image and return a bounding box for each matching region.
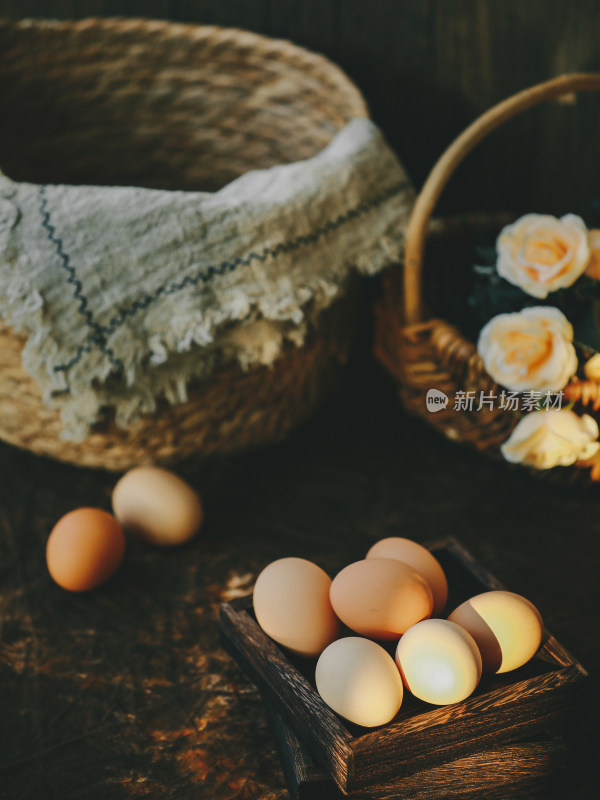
[403,72,600,326]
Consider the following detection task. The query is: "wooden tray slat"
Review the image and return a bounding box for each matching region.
[265,700,574,800]
[220,595,354,785]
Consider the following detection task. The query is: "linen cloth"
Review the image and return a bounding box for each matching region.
[0,118,414,440]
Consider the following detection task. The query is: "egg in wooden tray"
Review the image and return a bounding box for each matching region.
[219,536,588,796]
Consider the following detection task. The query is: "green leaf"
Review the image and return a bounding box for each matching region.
[473,245,498,266]
[571,298,600,354]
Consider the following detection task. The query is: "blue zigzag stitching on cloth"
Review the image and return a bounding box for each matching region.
[39,180,410,373]
[38,186,124,373]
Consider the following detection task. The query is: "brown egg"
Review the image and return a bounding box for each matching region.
[253,557,341,658]
[448,591,543,673]
[112,466,202,547]
[366,537,448,616]
[46,508,125,592]
[330,558,433,640]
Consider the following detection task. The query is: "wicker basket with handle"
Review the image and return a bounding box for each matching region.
[0,17,376,471]
[375,73,600,482]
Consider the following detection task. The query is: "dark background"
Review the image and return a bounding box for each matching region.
[1,2,600,799]
[2,0,600,217]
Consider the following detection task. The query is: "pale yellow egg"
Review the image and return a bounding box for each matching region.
[112,466,202,547]
[316,637,403,727]
[395,619,482,705]
[448,590,543,674]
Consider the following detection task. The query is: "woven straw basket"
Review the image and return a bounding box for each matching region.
[375,73,600,483]
[0,18,368,471]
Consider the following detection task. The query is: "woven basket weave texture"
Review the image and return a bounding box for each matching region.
[0,18,373,471]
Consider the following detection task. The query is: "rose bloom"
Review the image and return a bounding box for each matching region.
[497,213,591,298]
[584,229,600,281]
[501,409,600,470]
[584,353,600,381]
[477,307,577,393]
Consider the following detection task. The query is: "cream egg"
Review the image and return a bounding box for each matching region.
[330,558,433,640]
[366,537,448,615]
[448,590,543,674]
[316,637,403,727]
[253,557,341,658]
[112,466,202,547]
[396,619,482,705]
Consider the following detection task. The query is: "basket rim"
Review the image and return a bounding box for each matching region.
[0,16,369,192]
[402,72,600,327]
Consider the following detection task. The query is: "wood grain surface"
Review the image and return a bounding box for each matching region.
[0,316,598,798]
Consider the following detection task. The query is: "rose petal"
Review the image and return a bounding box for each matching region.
[477,307,577,393]
[501,410,600,470]
[497,213,590,298]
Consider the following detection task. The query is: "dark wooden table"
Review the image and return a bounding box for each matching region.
[0,309,598,799]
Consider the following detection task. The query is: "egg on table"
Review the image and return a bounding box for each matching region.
[112,466,203,547]
[366,536,448,615]
[316,637,404,727]
[448,590,543,673]
[330,558,433,639]
[46,507,125,592]
[253,557,341,658]
[395,619,482,705]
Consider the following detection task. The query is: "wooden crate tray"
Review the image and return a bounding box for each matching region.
[263,699,574,800]
[219,538,588,795]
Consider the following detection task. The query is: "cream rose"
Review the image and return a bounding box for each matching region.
[501,409,600,469]
[584,353,600,380]
[584,229,600,281]
[497,213,591,298]
[477,307,577,392]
